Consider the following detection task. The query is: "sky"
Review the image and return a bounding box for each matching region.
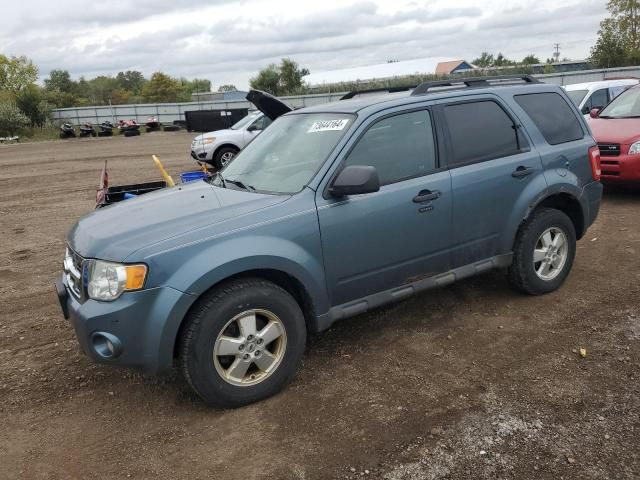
[1,0,608,90]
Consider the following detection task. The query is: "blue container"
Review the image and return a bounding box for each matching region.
[180,171,207,183]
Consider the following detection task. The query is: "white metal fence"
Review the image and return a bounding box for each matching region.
[51,92,348,125]
[52,65,640,125]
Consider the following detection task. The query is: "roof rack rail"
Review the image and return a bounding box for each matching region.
[411,75,539,96]
[340,85,417,100]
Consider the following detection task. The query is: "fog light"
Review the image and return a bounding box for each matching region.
[91,332,123,359]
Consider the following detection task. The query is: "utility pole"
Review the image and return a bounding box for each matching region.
[553,43,560,63]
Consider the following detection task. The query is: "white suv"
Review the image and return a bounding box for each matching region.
[191,111,273,169]
[564,79,638,116]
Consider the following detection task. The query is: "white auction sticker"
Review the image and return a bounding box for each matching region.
[307,119,349,133]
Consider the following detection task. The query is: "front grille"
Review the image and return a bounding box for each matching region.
[598,143,621,157]
[64,247,84,299]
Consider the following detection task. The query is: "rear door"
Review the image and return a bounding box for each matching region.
[437,97,546,268]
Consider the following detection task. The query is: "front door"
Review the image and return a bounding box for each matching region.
[316,108,453,306]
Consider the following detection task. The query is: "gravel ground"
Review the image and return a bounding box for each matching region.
[0,133,638,480]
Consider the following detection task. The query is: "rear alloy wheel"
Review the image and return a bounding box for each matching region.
[508,208,576,295]
[213,146,238,170]
[179,278,306,408]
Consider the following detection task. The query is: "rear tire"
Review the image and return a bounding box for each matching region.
[213,146,238,170]
[179,278,306,408]
[508,208,576,295]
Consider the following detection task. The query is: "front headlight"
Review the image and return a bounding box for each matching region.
[87,260,147,301]
[202,137,215,145]
[629,141,640,155]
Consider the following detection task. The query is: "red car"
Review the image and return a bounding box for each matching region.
[588,85,640,183]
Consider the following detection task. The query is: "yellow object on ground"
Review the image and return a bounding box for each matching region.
[579,347,587,358]
[152,155,175,187]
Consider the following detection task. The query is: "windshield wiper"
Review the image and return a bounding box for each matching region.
[226,178,255,191]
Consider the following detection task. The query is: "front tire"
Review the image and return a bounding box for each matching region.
[213,146,238,170]
[508,208,576,295]
[179,278,306,408]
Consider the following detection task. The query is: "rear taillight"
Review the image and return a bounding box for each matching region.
[589,145,601,181]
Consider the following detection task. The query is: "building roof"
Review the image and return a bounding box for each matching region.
[435,60,474,75]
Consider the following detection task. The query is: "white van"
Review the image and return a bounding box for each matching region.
[563,79,639,115]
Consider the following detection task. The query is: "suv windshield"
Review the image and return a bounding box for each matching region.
[230,112,262,130]
[565,89,588,105]
[216,113,354,194]
[599,87,640,118]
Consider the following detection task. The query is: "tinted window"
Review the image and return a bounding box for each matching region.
[515,93,584,145]
[590,88,609,110]
[345,110,436,185]
[443,101,521,166]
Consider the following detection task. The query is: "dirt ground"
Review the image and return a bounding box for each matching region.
[0,132,639,480]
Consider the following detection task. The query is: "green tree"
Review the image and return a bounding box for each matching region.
[591,0,640,67]
[86,76,119,105]
[250,64,282,95]
[0,55,38,94]
[44,69,76,94]
[0,102,30,136]
[493,53,515,67]
[249,58,310,95]
[142,72,181,102]
[217,84,238,92]
[521,54,541,65]
[116,70,146,95]
[472,52,495,67]
[15,84,52,127]
[279,58,309,94]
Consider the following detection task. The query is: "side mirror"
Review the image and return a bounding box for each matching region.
[329,165,380,197]
[590,108,601,119]
[247,124,260,132]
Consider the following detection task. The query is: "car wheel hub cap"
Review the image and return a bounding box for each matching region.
[213,309,287,387]
[533,227,568,281]
[221,152,234,165]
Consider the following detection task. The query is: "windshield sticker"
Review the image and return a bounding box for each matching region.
[307,119,349,133]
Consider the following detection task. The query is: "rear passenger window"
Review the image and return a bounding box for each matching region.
[515,93,584,145]
[345,110,437,185]
[443,101,522,166]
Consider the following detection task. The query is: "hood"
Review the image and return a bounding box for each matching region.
[246,89,292,120]
[68,180,288,261]
[198,129,233,140]
[588,117,640,144]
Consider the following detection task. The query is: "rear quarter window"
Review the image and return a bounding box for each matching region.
[514,92,584,145]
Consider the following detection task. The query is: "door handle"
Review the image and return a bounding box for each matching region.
[512,166,535,178]
[413,190,441,203]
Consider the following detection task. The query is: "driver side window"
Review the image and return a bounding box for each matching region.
[344,110,437,185]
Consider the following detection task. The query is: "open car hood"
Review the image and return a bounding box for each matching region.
[246,89,292,120]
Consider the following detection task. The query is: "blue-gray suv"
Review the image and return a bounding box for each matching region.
[56,76,603,407]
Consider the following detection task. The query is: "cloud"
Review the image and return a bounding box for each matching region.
[0,0,608,90]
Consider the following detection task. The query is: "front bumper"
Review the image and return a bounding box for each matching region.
[56,274,195,374]
[600,151,640,183]
[191,149,208,161]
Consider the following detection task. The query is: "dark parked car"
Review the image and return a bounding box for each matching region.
[56,77,602,407]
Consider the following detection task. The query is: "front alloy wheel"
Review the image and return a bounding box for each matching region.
[179,278,306,408]
[213,309,287,386]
